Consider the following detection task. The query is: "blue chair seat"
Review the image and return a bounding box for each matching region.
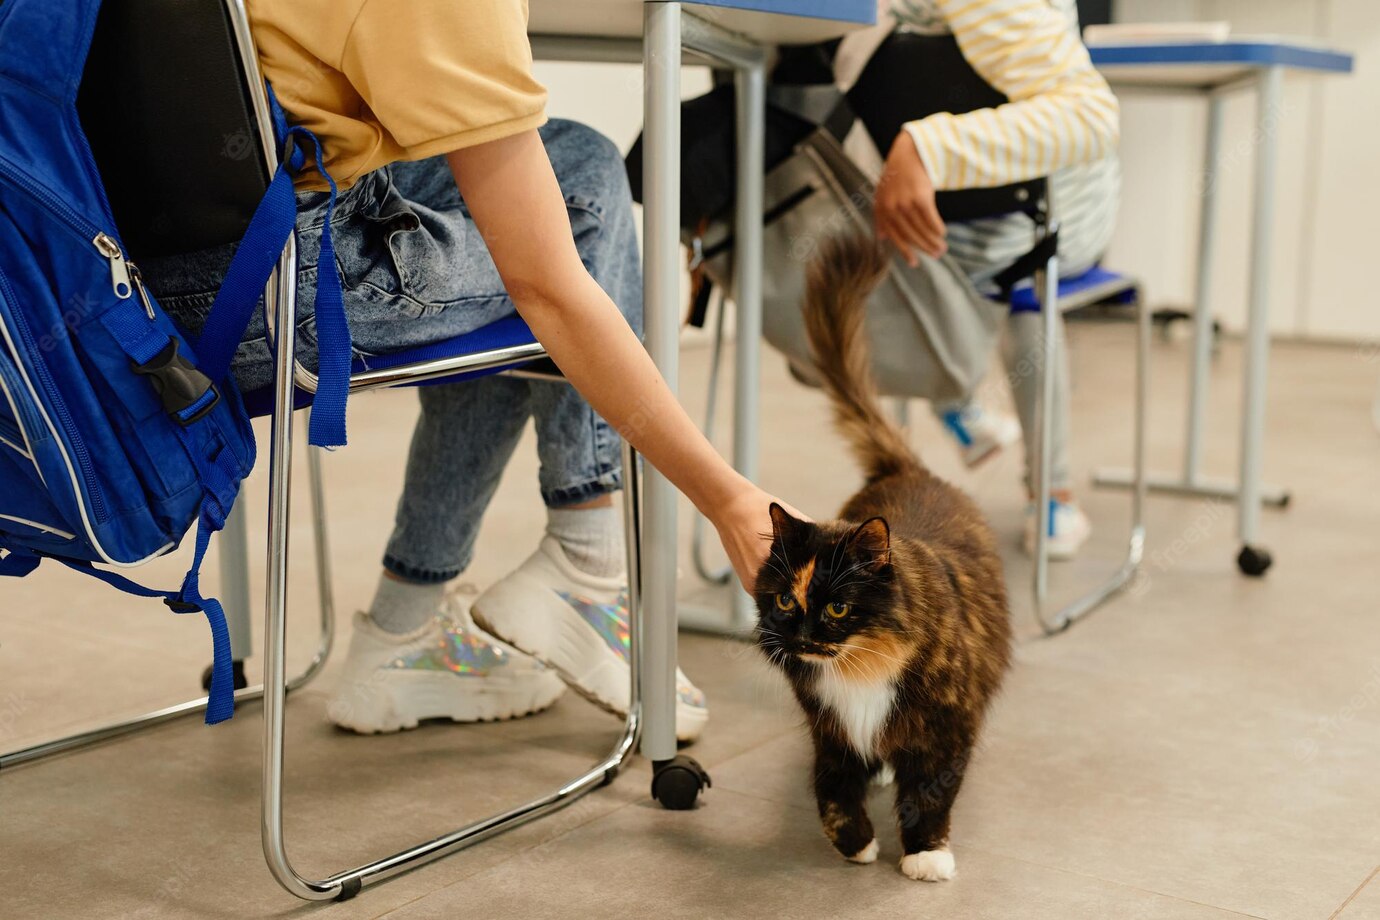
[239,314,542,419]
[1005,265,1139,314]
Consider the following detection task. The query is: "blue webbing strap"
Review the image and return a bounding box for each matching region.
[194,164,298,384]
[88,300,238,722]
[40,442,243,725]
[167,439,241,724]
[56,552,236,725]
[0,548,41,577]
[195,83,351,448]
[288,127,349,449]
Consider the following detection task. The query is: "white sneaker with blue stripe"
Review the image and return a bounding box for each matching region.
[473,536,709,744]
[939,404,1022,468]
[1023,498,1093,560]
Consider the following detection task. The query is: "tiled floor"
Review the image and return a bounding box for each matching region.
[3,323,1379,919]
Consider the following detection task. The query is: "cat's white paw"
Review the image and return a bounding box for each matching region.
[899,848,956,881]
[847,839,879,864]
[870,764,895,787]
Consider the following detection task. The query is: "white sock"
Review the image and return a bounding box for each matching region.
[547,504,625,578]
[368,573,446,635]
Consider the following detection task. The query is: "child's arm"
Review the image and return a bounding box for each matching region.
[446,130,791,591]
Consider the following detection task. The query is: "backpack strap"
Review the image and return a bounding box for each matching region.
[196,83,351,449]
[0,548,41,577]
[2,458,238,725]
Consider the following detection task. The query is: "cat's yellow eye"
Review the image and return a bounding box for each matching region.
[774,593,797,612]
[824,602,849,619]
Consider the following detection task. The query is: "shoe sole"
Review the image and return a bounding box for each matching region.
[473,585,707,744]
[1023,533,1089,561]
[329,670,566,735]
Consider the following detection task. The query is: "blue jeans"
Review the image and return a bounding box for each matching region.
[142,120,642,584]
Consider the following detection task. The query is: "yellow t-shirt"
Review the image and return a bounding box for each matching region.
[246,0,548,191]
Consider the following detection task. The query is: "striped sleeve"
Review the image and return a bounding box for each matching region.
[903,0,1120,190]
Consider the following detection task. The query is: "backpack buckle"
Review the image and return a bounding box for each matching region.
[164,597,201,614]
[131,339,221,427]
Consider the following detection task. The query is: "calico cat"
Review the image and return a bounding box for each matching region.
[754,234,1012,882]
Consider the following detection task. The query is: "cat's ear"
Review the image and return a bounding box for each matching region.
[847,517,891,569]
[768,502,805,542]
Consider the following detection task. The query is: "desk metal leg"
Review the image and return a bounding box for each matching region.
[676,14,769,640]
[1093,83,1291,514]
[641,0,682,767]
[1185,94,1224,483]
[728,56,766,631]
[1235,66,1283,576]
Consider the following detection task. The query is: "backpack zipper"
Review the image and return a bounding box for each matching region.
[0,154,104,242]
[93,232,135,301]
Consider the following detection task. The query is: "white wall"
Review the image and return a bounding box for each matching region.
[1109,0,1379,342]
[532,60,713,153]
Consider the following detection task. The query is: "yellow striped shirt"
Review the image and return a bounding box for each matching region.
[896,0,1119,191]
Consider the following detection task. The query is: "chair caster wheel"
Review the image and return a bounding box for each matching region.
[652,755,711,810]
[201,659,248,692]
[1237,545,1272,577]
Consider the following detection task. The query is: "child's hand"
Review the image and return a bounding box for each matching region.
[875,130,946,266]
[713,487,809,595]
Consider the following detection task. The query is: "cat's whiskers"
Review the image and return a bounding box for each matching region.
[835,641,911,668]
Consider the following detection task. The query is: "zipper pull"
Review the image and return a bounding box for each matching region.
[93,232,132,299]
[129,265,155,320]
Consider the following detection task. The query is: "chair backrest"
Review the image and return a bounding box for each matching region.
[847,30,1046,223]
[77,0,268,261]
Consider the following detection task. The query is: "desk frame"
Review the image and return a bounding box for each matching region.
[1092,65,1297,573]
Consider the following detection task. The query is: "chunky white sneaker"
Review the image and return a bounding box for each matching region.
[1023,498,1093,561]
[939,405,1022,468]
[472,536,709,744]
[327,597,566,734]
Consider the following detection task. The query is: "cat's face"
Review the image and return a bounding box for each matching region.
[754,503,900,666]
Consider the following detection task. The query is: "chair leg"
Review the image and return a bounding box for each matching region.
[220,494,254,664]
[1031,257,1149,635]
[259,326,641,899]
[257,439,643,901]
[305,442,337,671]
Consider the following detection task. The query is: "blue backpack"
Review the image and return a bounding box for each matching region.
[0,0,352,723]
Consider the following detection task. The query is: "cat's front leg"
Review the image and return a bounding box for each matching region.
[892,747,968,881]
[813,740,877,864]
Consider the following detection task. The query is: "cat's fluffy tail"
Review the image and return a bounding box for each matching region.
[803,234,921,482]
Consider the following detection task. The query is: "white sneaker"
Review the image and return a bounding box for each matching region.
[327,596,566,734]
[939,405,1022,468]
[472,536,710,744]
[1023,498,1093,561]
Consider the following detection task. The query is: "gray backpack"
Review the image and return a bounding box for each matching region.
[696,127,1004,404]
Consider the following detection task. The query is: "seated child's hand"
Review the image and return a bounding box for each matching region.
[875,129,947,266]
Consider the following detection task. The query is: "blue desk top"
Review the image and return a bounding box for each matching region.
[688,0,875,25]
[1089,40,1354,75]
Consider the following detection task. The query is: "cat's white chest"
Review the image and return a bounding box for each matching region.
[812,666,897,758]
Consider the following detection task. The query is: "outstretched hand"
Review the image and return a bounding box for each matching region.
[712,487,810,595]
[875,129,946,266]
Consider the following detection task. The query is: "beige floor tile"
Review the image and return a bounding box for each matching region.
[381,787,1259,920]
[1334,868,1380,919]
